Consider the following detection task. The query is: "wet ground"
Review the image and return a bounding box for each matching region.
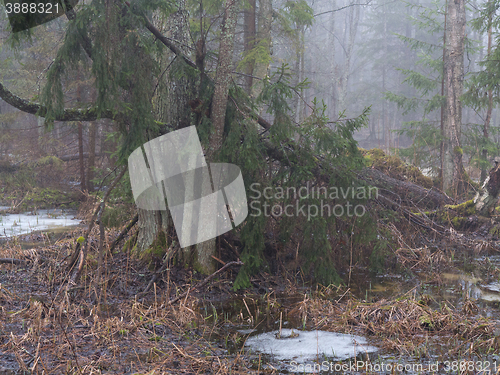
[1,226,500,374]
[0,208,81,239]
[194,251,500,374]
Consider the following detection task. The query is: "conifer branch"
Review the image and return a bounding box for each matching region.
[124,1,272,130]
[0,81,121,122]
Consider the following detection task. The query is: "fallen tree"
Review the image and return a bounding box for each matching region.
[357,167,453,209]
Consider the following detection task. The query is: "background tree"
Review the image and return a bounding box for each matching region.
[442,0,466,196]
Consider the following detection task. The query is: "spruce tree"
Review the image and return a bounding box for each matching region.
[0,0,377,288]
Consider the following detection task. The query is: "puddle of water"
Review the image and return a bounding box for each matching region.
[0,209,80,238]
[245,328,378,363]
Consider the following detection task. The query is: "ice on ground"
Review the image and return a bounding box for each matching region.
[0,209,80,238]
[245,329,378,362]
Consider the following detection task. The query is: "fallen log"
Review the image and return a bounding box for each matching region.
[357,168,453,209]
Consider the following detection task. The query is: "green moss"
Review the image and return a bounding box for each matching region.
[453,146,463,155]
[141,230,167,270]
[489,225,500,237]
[444,200,476,216]
[362,148,433,188]
[36,156,63,170]
[451,216,467,229]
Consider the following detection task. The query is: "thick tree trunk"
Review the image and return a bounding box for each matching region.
[358,168,453,208]
[136,2,195,253]
[196,0,239,275]
[442,0,466,196]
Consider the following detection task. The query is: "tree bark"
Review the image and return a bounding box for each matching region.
[87,122,97,191]
[250,0,272,99]
[196,0,239,275]
[442,0,466,197]
[481,18,493,183]
[357,168,453,208]
[135,1,195,254]
[337,4,359,113]
[243,0,256,94]
[209,0,239,158]
[78,122,86,192]
[0,81,119,122]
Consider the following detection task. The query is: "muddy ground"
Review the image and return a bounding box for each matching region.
[1,223,500,374]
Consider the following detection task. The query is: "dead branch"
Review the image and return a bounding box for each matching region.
[167,260,243,305]
[0,258,26,264]
[137,242,179,298]
[67,167,127,284]
[108,214,139,253]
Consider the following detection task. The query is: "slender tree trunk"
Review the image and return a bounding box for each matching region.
[329,3,336,118]
[243,0,256,93]
[337,4,359,112]
[442,0,466,197]
[208,0,239,158]
[87,121,97,191]
[250,0,272,99]
[481,18,493,183]
[78,122,86,192]
[439,3,447,189]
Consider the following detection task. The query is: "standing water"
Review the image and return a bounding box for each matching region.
[0,208,80,238]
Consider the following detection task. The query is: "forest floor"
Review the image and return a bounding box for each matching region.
[2,153,500,374]
[1,224,500,374]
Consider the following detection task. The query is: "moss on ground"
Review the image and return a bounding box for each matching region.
[362,148,433,188]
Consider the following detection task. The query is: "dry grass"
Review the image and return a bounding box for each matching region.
[0,233,255,374]
[289,289,498,359]
[1,222,500,373]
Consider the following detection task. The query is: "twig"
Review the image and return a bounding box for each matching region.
[137,243,178,297]
[67,167,127,284]
[0,258,26,264]
[108,213,139,253]
[167,260,243,305]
